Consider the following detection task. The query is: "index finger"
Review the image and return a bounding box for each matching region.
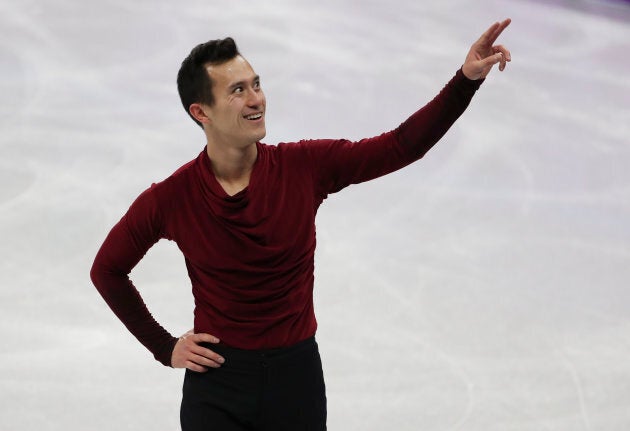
[191,332,221,344]
[191,345,226,365]
[479,18,511,46]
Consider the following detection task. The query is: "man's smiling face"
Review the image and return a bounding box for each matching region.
[203,55,266,148]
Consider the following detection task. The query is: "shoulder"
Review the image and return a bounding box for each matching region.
[164,151,202,185]
[258,140,325,169]
[151,151,202,194]
[132,151,202,215]
[257,140,310,164]
[268,139,342,159]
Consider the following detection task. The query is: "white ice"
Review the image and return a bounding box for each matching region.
[1,0,629,429]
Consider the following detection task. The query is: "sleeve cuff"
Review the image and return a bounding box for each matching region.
[456,67,485,90]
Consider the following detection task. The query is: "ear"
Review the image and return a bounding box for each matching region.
[189,103,211,125]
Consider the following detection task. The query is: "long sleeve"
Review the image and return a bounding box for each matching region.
[397,68,483,158]
[90,187,178,366]
[304,68,483,199]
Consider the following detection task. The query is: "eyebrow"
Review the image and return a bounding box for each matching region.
[228,75,260,91]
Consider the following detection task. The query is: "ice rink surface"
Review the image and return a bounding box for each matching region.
[1,0,629,429]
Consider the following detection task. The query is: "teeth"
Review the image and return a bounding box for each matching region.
[245,113,262,120]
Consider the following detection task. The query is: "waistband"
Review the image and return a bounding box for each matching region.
[202,336,318,365]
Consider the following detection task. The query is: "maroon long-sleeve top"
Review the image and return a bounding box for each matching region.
[90,69,483,366]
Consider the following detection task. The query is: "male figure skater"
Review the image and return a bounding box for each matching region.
[90,19,511,431]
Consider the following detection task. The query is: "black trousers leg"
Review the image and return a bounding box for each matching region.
[260,340,327,431]
[180,365,259,431]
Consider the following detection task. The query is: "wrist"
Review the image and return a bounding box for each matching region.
[461,64,477,81]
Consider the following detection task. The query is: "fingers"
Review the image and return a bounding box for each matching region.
[477,47,511,74]
[493,45,511,61]
[185,361,209,373]
[479,52,504,72]
[190,342,225,366]
[478,21,501,45]
[172,331,225,372]
[190,332,220,344]
[492,44,511,71]
[186,349,225,372]
[479,18,511,46]
[489,18,511,45]
[463,19,512,79]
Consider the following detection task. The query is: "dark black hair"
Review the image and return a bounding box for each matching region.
[177,37,240,128]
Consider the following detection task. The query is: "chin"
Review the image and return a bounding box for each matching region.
[254,129,267,142]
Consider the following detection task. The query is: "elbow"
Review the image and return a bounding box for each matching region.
[90,256,116,295]
[90,259,104,292]
[89,255,131,300]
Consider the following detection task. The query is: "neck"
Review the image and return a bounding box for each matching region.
[205,138,258,195]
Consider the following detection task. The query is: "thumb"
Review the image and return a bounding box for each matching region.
[481,52,503,68]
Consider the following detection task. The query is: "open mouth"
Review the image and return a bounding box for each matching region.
[244,113,263,121]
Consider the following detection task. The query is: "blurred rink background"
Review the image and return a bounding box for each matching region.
[1,0,629,429]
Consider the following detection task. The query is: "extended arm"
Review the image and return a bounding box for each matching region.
[306,19,512,198]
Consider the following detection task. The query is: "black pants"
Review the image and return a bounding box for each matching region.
[180,336,327,431]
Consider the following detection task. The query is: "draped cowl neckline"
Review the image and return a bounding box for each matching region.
[195,142,265,213]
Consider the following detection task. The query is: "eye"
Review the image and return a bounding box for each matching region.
[233,86,244,94]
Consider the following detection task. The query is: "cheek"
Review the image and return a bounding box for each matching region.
[230,101,246,116]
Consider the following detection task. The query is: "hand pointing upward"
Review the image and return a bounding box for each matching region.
[462,18,512,80]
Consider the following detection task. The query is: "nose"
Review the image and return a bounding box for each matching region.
[247,88,264,108]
